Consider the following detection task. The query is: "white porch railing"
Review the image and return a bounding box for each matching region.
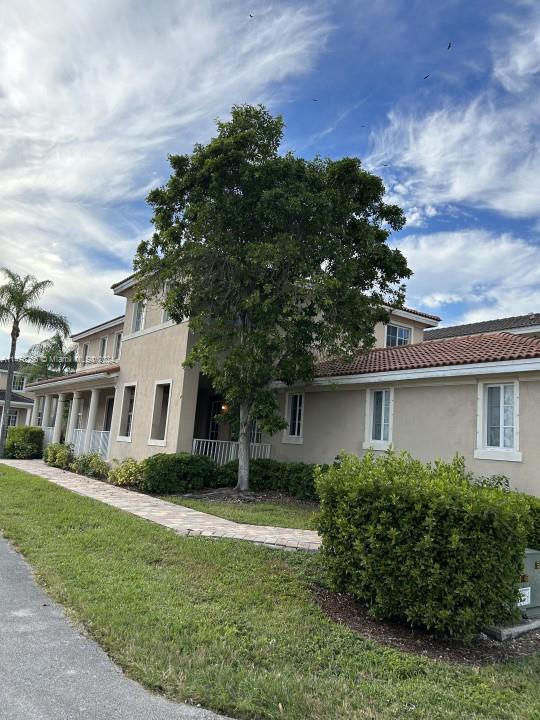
[89,430,110,458]
[72,429,86,457]
[192,438,271,465]
[43,426,54,447]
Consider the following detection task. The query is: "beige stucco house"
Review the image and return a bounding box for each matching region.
[24,273,540,497]
[0,361,34,429]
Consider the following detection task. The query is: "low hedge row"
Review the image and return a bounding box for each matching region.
[4,426,44,459]
[106,453,322,498]
[43,443,108,480]
[316,451,531,640]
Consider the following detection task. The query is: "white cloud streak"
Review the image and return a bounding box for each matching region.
[0,0,329,354]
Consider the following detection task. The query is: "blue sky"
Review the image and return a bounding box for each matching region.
[2,0,540,355]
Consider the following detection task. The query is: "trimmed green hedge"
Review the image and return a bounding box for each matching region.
[217,459,324,500]
[317,451,531,640]
[70,452,109,480]
[139,452,218,494]
[4,425,44,459]
[526,495,540,551]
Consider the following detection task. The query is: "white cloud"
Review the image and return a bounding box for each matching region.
[366,4,540,221]
[398,230,540,324]
[0,0,329,355]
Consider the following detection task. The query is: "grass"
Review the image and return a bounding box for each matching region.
[1,466,540,720]
[161,494,319,529]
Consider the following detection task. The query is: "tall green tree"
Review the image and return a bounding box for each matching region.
[22,333,77,383]
[135,105,410,490]
[0,269,69,456]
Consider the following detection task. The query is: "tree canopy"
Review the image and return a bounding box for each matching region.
[22,333,77,383]
[134,104,410,489]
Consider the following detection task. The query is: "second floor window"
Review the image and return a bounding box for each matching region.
[113,332,122,360]
[12,374,25,391]
[99,337,108,360]
[386,324,411,347]
[132,301,146,333]
[81,343,89,365]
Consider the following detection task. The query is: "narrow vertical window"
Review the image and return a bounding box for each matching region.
[81,343,89,366]
[113,332,122,360]
[119,385,136,438]
[99,337,107,361]
[149,382,171,443]
[132,301,146,332]
[287,393,303,438]
[371,389,391,441]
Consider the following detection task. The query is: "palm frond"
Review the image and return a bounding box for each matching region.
[24,307,70,336]
[23,278,54,305]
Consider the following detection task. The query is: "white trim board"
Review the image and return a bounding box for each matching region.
[71,317,124,342]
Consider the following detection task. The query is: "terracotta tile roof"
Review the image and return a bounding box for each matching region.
[111,272,137,289]
[425,313,540,340]
[400,306,441,322]
[26,364,120,389]
[0,390,33,404]
[0,360,28,372]
[315,332,540,378]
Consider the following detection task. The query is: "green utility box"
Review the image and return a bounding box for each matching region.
[518,549,540,619]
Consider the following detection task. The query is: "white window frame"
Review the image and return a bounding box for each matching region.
[12,373,25,391]
[363,387,394,450]
[81,343,89,366]
[474,379,521,462]
[98,336,108,361]
[282,392,304,444]
[161,282,172,324]
[385,323,412,348]
[131,301,146,333]
[117,382,137,442]
[113,332,122,360]
[148,379,172,447]
[7,410,18,427]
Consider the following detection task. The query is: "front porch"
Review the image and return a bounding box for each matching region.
[190,374,271,465]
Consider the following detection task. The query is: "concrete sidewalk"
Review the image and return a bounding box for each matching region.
[0,536,228,720]
[0,459,321,551]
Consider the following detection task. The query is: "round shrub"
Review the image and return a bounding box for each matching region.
[108,457,145,489]
[317,451,531,640]
[70,452,109,480]
[43,442,74,470]
[140,452,218,494]
[4,426,44,459]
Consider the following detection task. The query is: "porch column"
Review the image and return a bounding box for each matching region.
[66,392,82,444]
[25,407,32,425]
[41,395,52,429]
[52,393,67,444]
[83,389,100,453]
[30,396,40,425]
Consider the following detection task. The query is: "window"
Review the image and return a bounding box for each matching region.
[12,373,25,391]
[283,392,304,443]
[149,381,171,444]
[81,343,89,366]
[113,332,122,360]
[99,336,108,361]
[208,398,222,441]
[103,397,114,431]
[475,381,521,462]
[7,411,18,427]
[132,301,146,333]
[386,324,411,347]
[118,385,136,439]
[364,388,393,449]
[250,422,262,444]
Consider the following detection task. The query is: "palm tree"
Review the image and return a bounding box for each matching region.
[0,269,69,457]
[23,333,77,383]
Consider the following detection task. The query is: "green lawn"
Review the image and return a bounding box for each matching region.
[1,465,540,720]
[162,495,318,529]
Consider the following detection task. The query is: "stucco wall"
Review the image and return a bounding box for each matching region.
[75,323,124,369]
[107,320,197,461]
[373,314,429,347]
[270,375,540,497]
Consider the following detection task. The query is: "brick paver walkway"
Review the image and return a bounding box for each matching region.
[0,459,321,552]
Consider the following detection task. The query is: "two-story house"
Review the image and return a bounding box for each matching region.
[0,361,34,429]
[25,275,540,497]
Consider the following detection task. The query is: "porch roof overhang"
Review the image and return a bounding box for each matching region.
[25,364,120,394]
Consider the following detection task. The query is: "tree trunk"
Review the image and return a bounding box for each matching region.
[236,402,250,492]
[0,322,19,458]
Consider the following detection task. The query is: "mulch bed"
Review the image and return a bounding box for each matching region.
[315,587,540,665]
[180,487,316,506]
